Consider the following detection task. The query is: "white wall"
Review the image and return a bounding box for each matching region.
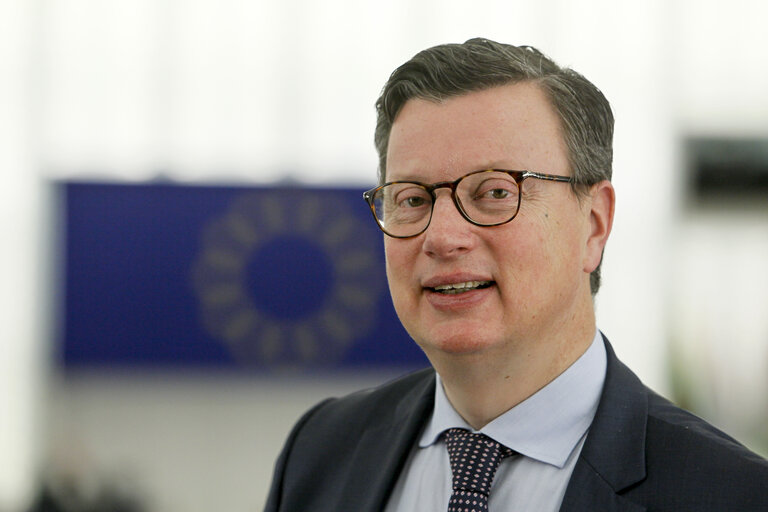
[2,0,767,510]
[665,0,768,451]
[0,2,45,510]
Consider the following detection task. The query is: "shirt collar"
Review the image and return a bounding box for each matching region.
[420,330,607,468]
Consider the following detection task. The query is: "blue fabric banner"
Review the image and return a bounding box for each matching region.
[59,182,427,371]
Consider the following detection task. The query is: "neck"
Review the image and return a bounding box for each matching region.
[432,310,596,430]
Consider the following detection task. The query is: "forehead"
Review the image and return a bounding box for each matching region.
[386,82,568,181]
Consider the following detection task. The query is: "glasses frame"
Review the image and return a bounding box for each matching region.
[363,169,574,239]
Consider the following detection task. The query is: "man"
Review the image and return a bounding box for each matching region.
[264,38,768,511]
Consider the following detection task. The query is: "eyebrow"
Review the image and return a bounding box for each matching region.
[387,166,524,184]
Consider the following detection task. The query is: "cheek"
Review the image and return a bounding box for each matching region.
[384,240,416,303]
[496,220,579,291]
[383,238,402,275]
[493,232,550,310]
[499,224,553,271]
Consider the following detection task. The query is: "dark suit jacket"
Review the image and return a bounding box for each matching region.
[264,337,768,511]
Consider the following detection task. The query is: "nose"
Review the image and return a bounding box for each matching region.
[421,191,476,258]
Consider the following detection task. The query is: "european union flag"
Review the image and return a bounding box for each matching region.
[59,182,427,371]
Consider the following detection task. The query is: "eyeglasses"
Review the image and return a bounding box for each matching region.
[363,169,573,238]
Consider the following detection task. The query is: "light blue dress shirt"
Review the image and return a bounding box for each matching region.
[384,330,607,511]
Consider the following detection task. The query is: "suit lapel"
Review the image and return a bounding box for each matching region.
[559,336,649,512]
[559,462,646,512]
[324,337,650,511]
[338,369,436,512]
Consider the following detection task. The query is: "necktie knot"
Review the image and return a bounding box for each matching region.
[443,428,515,512]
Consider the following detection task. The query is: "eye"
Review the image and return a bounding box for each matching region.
[485,188,510,199]
[474,178,518,200]
[393,186,431,209]
[403,195,426,207]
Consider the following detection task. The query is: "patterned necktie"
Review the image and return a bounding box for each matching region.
[443,427,516,512]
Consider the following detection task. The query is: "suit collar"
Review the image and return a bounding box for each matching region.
[329,335,650,512]
[560,335,648,511]
[339,369,436,511]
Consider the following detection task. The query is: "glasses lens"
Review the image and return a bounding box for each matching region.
[456,171,520,225]
[372,183,432,237]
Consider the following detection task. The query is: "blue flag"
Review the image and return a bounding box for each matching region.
[59,182,427,371]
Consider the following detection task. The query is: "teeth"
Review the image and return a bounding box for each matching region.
[433,281,491,294]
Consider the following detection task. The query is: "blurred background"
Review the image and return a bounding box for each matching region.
[2,0,767,510]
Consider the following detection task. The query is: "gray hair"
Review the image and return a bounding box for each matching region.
[373,37,614,294]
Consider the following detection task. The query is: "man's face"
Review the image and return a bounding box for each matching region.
[384,82,608,364]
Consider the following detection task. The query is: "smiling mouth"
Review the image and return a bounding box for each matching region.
[430,281,494,295]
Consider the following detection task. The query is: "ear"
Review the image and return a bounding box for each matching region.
[583,180,615,273]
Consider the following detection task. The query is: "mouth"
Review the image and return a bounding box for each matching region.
[429,280,494,295]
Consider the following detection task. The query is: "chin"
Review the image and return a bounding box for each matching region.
[418,331,500,357]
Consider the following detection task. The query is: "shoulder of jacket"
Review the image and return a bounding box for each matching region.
[295,367,434,430]
[645,389,768,471]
